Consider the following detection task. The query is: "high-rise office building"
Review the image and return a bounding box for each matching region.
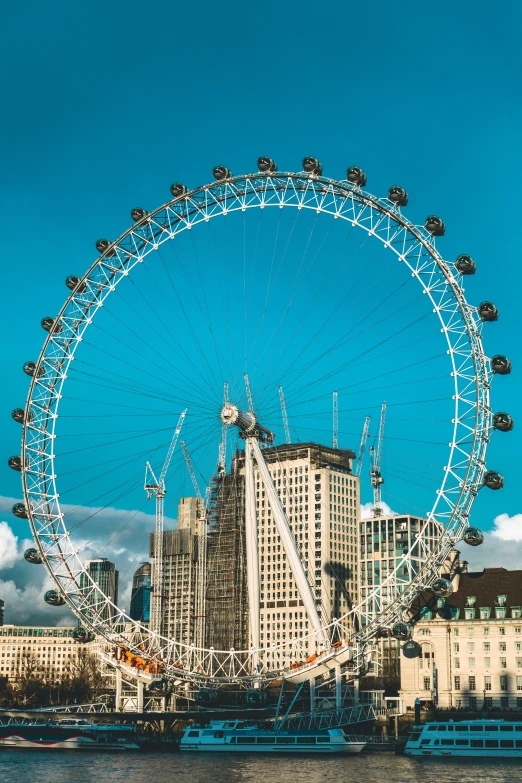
[150,498,202,644]
[129,562,152,623]
[205,442,359,665]
[178,496,206,535]
[0,599,4,627]
[358,515,440,627]
[80,558,119,624]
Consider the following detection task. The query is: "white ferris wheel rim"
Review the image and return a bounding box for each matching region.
[20,167,493,683]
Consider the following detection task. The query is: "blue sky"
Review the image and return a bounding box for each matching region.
[1,1,521,625]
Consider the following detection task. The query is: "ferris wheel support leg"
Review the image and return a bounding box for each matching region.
[249,438,327,650]
[334,662,342,708]
[137,680,144,714]
[244,440,260,671]
[115,668,122,712]
[310,678,316,713]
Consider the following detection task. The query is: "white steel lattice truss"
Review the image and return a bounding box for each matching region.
[21,170,493,686]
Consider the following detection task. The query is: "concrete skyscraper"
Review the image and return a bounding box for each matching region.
[80,558,119,624]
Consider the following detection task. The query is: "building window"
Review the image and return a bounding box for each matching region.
[512,607,521,619]
[479,607,490,620]
[468,658,475,670]
[495,606,506,620]
[467,642,475,653]
[484,676,491,691]
[469,676,476,691]
[499,641,507,652]
[500,676,508,691]
[465,596,476,607]
[453,643,459,653]
[464,608,475,620]
[454,676,460,690]
[500,657,507,669]
[423,677,431,691]
[497,595,506,606]
[484,657,491,669]
[516,676,522,691]
[454,658,460,669]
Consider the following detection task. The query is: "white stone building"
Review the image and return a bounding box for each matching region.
[251,442,359,665]
[400,567,522,710]
[0,624,93,682]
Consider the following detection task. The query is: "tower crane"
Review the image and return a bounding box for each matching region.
[218,382,229,476]
[278,386,291,444]
[144,409,187,636]
[355,416,371,477]
[369,402,386,517]
[180,439,208,649]
[332,391,339,449]
[180,441,202,500]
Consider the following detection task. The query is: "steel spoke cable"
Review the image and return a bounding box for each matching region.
[128,262,215,395]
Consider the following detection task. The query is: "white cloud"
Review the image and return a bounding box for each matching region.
[360,500,397,520]
[490,512,522,542]
[0,521,20,570]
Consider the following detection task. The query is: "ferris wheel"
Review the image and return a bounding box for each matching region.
[10,156,513,687]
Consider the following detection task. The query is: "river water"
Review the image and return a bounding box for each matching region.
[0,751,521,783]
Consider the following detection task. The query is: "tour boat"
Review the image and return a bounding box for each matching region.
[405,719,522,758]
[0,718,139,750]
[180,719,366,753]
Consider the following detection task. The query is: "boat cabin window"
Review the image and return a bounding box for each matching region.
[427,726,438,731]
[214,731,224,738]
[188,731,199,737]
[470,725,484,732]
[500,740,514,748]
[470,739,484,748]
[516,740,522,748]
[420,739,431,745]
[516,726,522,732]
[296,737,317,744]
[436,725,447,732]
[224,722,236,728]
[257,737,274,744]
[236,722,246,729]
[237,737,251,744]
[317,737,330,743]
[455,725,468,732]
[456,740,469,746]
[488,725,499,731]
[500,725,513,732]
[279,736,295,743]
[485,740,499,748]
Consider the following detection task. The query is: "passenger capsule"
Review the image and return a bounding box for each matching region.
[131,208,148,222]
[478,301,499,322]
[24,548,43,565]
[388,186,408,206]
[455,254,476,275]
[72,627,95,643]
[431,578,453,598]
[213,165,231,181]
[95,238,116,257]
[44,589,66,607]
[170,183,188,198]
[65,275,87,293]
[402,640,422,659]
[303,157,323,176]
[11,408,31,424]
[491,355,512,375]
[483,470,504,490]
[23,362,44,378]
[8,456,24,472]
[493,412,514,432]
[246,689,268,705]
[462,526,484,546]
[391,622,413,641]
[12,503,29,519]
[425,215,445,236]
[346,166,367,186]
[195,688,218,706]
[257,156,277,173]
[41,317,62,334]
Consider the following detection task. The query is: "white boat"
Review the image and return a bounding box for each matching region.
[404,719,522,758]
[0,718,139,750]
[180,719,366,754]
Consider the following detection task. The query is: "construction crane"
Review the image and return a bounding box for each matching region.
[278,386,291,444]
[355,416,371,477]
[244,373,254,413]
[180,440,208,649]
[144,409,187,636]
[369,402,386,517]
[180,441,202,500]
[332,391,339,449]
